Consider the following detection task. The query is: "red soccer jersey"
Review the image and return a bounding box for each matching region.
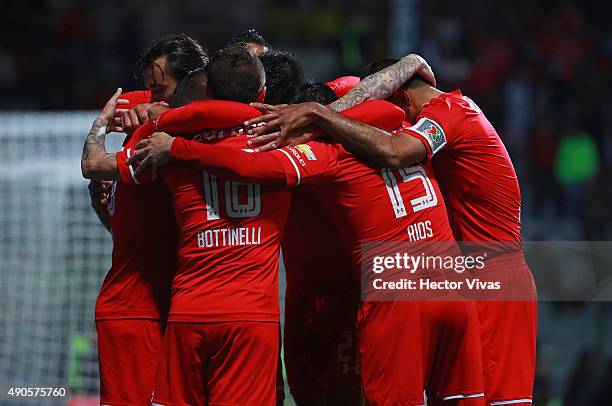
[144,136,339,323]
[163,103,451,279]
[96,141,176,321]
[153,100,405,189]
[169,139,455,273]
[400,90,521,244]
[314,145,456,268]
[120,90,152,109]
[96,88,175,321]
[160,140,291,323]
[160,100,405,297]
[117,101,342,323]
[282,187,354,296]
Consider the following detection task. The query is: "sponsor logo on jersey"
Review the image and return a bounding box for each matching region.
[295,144,317,160]
[287,146,307,167]
[411,117,446,154]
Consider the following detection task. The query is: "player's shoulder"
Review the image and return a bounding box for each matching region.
[309,138,348,159]
[425,90,482,115]
[424,90,457,110]
[279,139,341,162]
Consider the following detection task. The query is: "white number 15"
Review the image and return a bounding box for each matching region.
[381,166,438,218]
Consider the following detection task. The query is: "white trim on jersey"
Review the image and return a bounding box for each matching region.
[126,148,140,185]
[442,393,485,401]
[490,399,532,405]
[278,148,301,186]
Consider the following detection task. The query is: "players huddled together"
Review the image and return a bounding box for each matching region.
[81,29,537,406]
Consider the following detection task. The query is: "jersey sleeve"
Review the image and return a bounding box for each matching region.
[113,90,152,131]
[400,95,461,160]
[119,90,152,110]
[341,100,406,131]
[325,76,360,97]
[154,100,262,135]
[169,138,338,187]
[116,122,155,185]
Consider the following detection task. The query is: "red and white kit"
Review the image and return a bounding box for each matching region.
[96,90,177,406]
[401,90,537,405]
[117,101,345,405]
[159,100,484,405]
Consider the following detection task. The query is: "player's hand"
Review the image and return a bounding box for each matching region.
[88,180,112,210]
[146,103,171,121]
[98,88,129,133]
[245,102,324,152]
[246,103,288,122]
[128,131,175,180]
[403,54,436,87]
[120,101,169,134]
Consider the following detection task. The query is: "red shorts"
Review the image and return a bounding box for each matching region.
[284,288,361,397]
[420,301,485,405]
[478,255,537,405]
[152,321,279,406]
[358,301,424,406]
[358,300,485,406]
[96,319,163,406]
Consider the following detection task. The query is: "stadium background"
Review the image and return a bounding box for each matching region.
[0,0,611,405]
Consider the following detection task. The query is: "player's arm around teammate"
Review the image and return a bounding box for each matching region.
[81,89,134,231]
[246,100,428,168]
[329,53,435,111]
[126,100,406,181]
[244,55,438,169]
[81,88,128,181]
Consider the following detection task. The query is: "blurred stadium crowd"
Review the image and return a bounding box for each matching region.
[1,0,611,405]
[2,0,611,240]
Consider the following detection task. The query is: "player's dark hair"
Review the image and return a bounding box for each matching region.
[362,57,428,90]
[170,68,208,107]
[228,28,268,48]
[287,80,337,105]
[207,44,265,103]
[259,49,304,104]
[138,34,209,82]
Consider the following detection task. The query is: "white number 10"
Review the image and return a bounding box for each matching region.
[203,171,261,220]
[381,166,438,218]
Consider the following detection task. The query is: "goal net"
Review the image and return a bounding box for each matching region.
[0,112,123,404]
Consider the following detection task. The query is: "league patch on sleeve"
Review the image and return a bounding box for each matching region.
[295,144,317,160]
[410,117,447,155]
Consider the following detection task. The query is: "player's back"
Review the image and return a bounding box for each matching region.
[309,142,483,405]
[160,131,291,323]
[314,142,456,269]
[282,187,354,296]
[404,91,535,406]
[411,90,522,244]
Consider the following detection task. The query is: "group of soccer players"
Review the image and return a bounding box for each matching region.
[81,29,537,406]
